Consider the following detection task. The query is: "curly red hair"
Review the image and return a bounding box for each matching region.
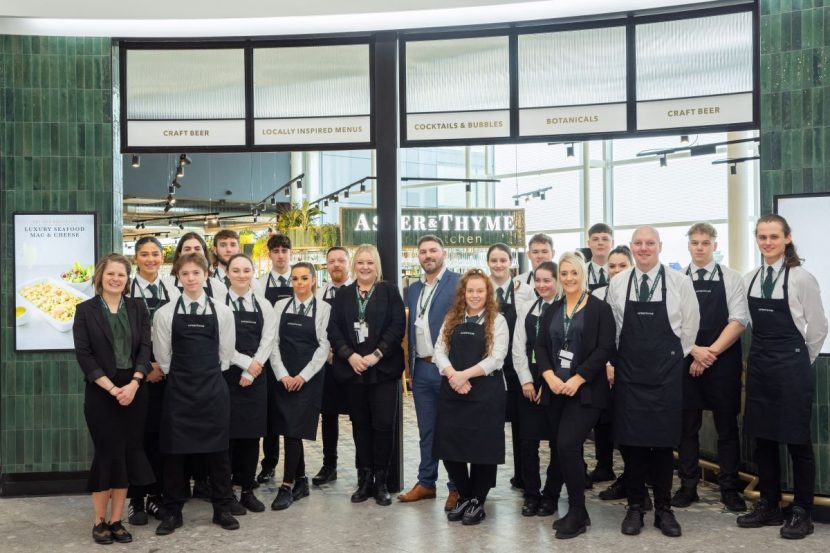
[441,269,500,357]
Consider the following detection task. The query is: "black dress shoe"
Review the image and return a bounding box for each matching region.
[721,490,747,513]
[654,507,682,537]
[554,507,591,530]
[127,497,148,525]
[240,491,265,513]
[212,511,240,530]
[447,497,472,522]
[109,520,133,543]
[373,470,392,506]
[621,505,645,535]
[292,477,310,501]
[599,476,626,500]
[271,485,294,510]
[228,496,247,516]
[192,480,212,501]
[555,506,589,539]
[588,467,616,483]
[92,519,113,544]
[537,496,557,517]
[584,471,594,490]
[461,498,486,525]
[737,498,784,528]
[155,514,183,536]
[670,486,699,508]
[351,469,374,503]
[521,497,539,517]
[256,468,275,484]
[312,465,338,486]
[510,476,524,490]
[780,506,814,539]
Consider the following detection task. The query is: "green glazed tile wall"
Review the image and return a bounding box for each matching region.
[0,35,114,475]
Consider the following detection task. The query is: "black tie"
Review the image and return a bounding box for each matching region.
[237,297,246,312]
[147,283,158,299]
[278,276,288,287]
[329,286,337,299]
[762,266,775,299]
[639,274,650,302]
[298,303,306,316]
[540,302,549,314]
[224,276,231,288]
[466,316,478,323]
[497,287,505,305]
[598,268,607,286]
[696,268,707,281]
[189,302,199,315]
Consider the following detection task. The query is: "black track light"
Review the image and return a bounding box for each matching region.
[253,215,258,223]
[163,204,171,213]
[360,182,366,192]
[333,194,338,203]
[176,165,184,178]
[465,183,471,192]
[514,198,519,207]
[566,143,575,158]
[168,185,175,194]
[172,178,182,189]
[271,196,277,205]
[730,164,737,175]
[323,199,329,207]
[680,135,689,144]
[659,154,667,167]
[344,190,350,199]
[179,153,192,166]
[166,194,176,205]
[540,192,546,200]
[131,154,140,168]
[296,179,302,190]
[284,187,290,197]
[135,222,141,229]
[178,223,184,230]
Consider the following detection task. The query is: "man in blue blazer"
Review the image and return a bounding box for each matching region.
[398,235,461,510]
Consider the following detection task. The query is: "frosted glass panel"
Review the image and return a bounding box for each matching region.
[127,49,245,119]
[519,27,627,107]
[254,45,371,118]
[636,12,753,101]
[406,36,509,113]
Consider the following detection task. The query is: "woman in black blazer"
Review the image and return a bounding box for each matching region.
[535,252,616,539]
[73,253,155,545]
[327,244,405,506]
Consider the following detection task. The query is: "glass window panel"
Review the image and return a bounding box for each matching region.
[127,49,245,119]
[496,171,580,232]
[406,36,509,113]
[589,168,605,227]
[519,27,627,108]
[254,45,371,118]
[613,132,725,160]
[547,232,584,257]
[636,12,753,101]
[616,223,728,270]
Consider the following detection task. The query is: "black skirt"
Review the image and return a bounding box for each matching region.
[84,369,155,492]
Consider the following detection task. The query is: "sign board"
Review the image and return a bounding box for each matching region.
[637,92,753,130]
[127,120,246,147]
[254,116,371,145]
[406,110,511,141]
[520,103,628,136]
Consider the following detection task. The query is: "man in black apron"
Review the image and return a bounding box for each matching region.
[606,226,699,538]
[672,224,748,512]
[515,233,555,294]
[257,233,294,485]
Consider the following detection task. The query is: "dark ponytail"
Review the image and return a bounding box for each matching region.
[755,214,801,268]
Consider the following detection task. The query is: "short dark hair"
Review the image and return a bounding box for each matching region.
[326,246,349,257]
[267,233,292,251]
[609,245,633,264]
[487,242,512,261]
[534,260,558,280]
[588,223,613,237]
[528,233,553,249]
[213,229,239,244]
[173,252,209,276]
[134,236,163,255]
[417,234,445,249]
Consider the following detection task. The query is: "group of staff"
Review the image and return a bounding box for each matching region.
[73,214,827,545]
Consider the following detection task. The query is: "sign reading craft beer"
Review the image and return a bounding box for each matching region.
[340,208,525,248]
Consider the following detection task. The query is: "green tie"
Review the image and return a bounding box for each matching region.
[762,266,775,299]
[237,297,246,312]
[598,268,607,286]
[639,274,650,302]
[696,268,707,281]
[189,302,199,315]
[540,302,549,314]
[279,276,288,287]
[497,287,505,305]
[298,303,306,316]
[147,283,158,299]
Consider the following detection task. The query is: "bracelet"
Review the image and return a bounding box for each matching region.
[108,385,116,395]
[132,377,143,387]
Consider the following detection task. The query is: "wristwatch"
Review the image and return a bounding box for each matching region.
[132,376,144,387]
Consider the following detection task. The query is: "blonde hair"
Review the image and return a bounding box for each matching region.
[558,251,588,292]
[350,244,383,282]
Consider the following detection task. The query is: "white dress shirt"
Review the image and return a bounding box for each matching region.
[130,273,181,304]
[515,270,536,290]
[259,269,292,292]
[606,264,700,356]
[512,296,555,386]
[152,293,236,374]
[226,288,277,382]
[590,285,608,302]
[588,261,609,288]
[162,274,228,306]
[433,313,509,376]
[684,261,750,327]
[744,258,829,363]
[270,296,332,382]
[414,266,448,358]
[495,277,536,307]
[316,278,353,302]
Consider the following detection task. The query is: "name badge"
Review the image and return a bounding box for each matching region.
[414,317,428,329]
[354,321,369,343]
[558,348,574,370]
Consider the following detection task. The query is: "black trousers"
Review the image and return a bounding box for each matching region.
[128,431,163,499]
[593,418,615,472]
[519,438,557,500]
[443,461,497,503]
[620,445,673,510]
[283,437,306,484]
[678,409,740,491]
[320,412,339,468]
[163,451,233,516]
[229,438,259,492]
[545,397,601,507]
[506,387,523,483]
[260,434,280,472]
[347,379,398,471]
[754,438,815,510]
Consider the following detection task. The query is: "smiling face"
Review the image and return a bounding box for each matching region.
[465,275,488,314]
[607,252,632,279]
[326,249,349,285]
[527,241,554,270]
[214,238,240,267]
[178,261,207,298]
[630,227,662,272]
[688,232,716,267]
[487,248,511,283]
[588,232,613,263]
[418,240,446,276]
[755,221,791,264]
[269,246,291,274]
[558,261,584,297]
[135,242,163,279]
[291,266,316,300]
[534,267,557,301]
[227,256,253,291]
[101,260,129,296]
[354,250,378,286]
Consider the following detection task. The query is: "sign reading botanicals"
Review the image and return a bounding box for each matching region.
[14,213,98,351]
[341,208,525,248]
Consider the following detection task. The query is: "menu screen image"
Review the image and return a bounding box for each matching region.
[14,213,98,351]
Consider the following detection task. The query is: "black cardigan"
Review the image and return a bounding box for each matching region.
[534,294,616,408]
[327,280,406,384]
[73,296,152,383]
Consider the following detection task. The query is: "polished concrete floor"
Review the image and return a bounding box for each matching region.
[1,395,827,552]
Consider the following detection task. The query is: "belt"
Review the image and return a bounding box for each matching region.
[418,356,433,364]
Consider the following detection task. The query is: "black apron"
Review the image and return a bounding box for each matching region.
[131,279,171,431]
[682,265,742,413]
[588,264,607,293]
[320,286,349,415]
[517,300,552,440]
[263,275,293,435]
[274,298,325,440]
[433,322,506,465]
[160,297,230,454]
[223,294,268,439]
[614,267,684,448]
[173,276,216,299]
[263,273,293,307]
[744,266,813,444]
[498,282,520,423]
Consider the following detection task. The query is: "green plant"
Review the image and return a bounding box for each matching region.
[275,200,324,232]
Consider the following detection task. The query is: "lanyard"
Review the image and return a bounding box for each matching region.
[132,278,167,319]
[227,292,260,313]
[288,296,315,315]
[465,313,483,324]
[98,295,124,314]
[533,297,547,336]
[588,264,604,284]
[685,265,717,281]
[267,273,290,288]
[636,269,662,302]
[562,291,587,341]
[356,283,377,323]
[417,279,439,318]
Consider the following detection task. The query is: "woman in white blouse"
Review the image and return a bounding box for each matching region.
[269,262,331,511]
[223,253,277,514]
[433,268,509,526]
[162,232,228,305]
[737,214,828,540]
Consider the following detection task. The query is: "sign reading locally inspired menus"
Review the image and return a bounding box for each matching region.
[406,111,511,141]
[637,92,753,130]
[520,103,628,136]
[14,213,98,352]
[255,116,371,145]
[340,208,525,248]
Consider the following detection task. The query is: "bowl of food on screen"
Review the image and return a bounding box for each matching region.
[60,262,94,293]
[15,305,30,326]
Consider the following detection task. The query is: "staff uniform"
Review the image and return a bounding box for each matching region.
[676,262,749,500]
[515,270,537,291]
[163,274,228,306]
[406,267,461,493]
[270,295,331,490]
[152,294,236,521]
[493,277,535,488]
[214,266,265,299]
[433,312,509,521]
[587,283,618,487]
[606,264,699,516]
[73,296,155,493]
[225,288,275,501]
[742,260,828,512]
[587,262,609,293]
